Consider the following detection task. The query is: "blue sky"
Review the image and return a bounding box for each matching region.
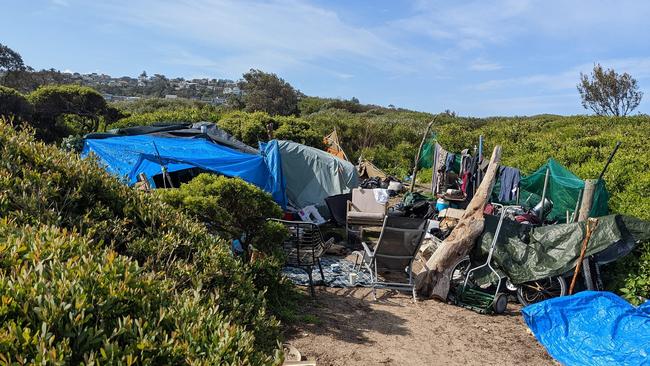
[4,0,650,116]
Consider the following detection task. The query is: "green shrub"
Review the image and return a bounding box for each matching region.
[27,84,107,142]
[217,111,272,146]
[158,173,285,256]
[0,85,32,121]
[0,223,275,364]
[109,107,221,129]
[111,97,220,115]
[0,118,284,362]
[273,115,323,148]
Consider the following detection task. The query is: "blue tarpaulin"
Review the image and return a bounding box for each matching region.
[82,135,287,207]
[522,291,650,365]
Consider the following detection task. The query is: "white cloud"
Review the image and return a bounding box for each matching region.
[468,58,502,71]
[51,0,70,7]
[470,57,650,92]
[89,0,415,76]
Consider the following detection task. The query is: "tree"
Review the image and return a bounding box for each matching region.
[0,43,28,86]
[28,84,107,141]
[578,64,643,116]
[240,69,299,116]
[0,43,26,74]
[0,85,32,121]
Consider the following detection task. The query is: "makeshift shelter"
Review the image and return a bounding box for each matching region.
[474,214,650,284]
[323,129,348,161]
[492,159,609,222]
[86,122,258,154]
[82,134,287,207]
[262,140,358,212]
[357,159,387,179]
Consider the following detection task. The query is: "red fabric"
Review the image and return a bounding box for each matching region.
[461,171,470,193]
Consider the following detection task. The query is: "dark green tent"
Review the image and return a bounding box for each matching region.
[493,159,609,222]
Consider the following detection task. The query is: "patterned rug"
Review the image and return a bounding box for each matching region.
[282,256,373,288]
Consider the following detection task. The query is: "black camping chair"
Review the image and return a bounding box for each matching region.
[353,216,427,301]
[325,193,352,226]
[270,218,335,296]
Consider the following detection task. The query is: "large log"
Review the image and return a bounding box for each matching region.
[415,145,502,300]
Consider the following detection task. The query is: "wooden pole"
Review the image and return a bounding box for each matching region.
[415,145,502,300]
[538,167,550,221]
[577,179,597,290]
[569,218,599,294]
[431,143,438,194]
[410,119,435,193]
[578,179,597,221]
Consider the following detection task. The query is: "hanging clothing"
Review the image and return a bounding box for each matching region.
[498,166,521,202]
[445,153,456,173]
[459,149,471,176]
[432,143,448,194]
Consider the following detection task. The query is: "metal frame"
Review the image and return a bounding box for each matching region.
[270,218,334,296]
[461,204,518,302]
[354,216,427,302]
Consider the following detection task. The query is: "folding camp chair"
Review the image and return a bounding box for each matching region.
[270,218,335,296]
[353,216,427,301]
[346,188,387,243]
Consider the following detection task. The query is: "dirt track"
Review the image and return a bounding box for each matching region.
[285,287,554,366]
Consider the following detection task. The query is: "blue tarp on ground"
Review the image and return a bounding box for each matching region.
[82,134,287,207]
[522,291,650,366]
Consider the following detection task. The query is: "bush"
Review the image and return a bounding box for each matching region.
[27,84,107,141]
[273,115,323,148]
[0,85,32,121]
[0,223,274,364]
[109,107,221,129]
[0,118,284,363]
[111,97,219,115]
[217,111,272,146]
[158,173,285,256]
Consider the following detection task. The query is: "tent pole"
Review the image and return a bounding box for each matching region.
[431,143,438,194]
[538,167,550,221]
[516,185,520,205]
[598,141,621,181]
[572,188,584,222]
[410,119,435,193]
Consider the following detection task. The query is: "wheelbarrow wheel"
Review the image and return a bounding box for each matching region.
[447,256,471,302]
[516,276,566,306]
[492,293,508,314]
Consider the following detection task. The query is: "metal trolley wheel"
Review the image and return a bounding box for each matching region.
[516,276,566,306]
[448,257,471,301]
[492,293,508,314]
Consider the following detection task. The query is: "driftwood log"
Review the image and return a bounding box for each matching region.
[415,145,502,300]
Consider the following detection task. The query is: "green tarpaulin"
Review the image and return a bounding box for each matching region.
[493,159,609,222]
[276,140,358,212]
[473,214,650,284]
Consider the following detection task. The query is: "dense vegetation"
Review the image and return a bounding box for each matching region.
[1,61,650,362]
[0,119,287,364]
[108,98,650,302]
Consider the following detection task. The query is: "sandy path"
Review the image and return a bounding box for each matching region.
[284,287,554,366]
